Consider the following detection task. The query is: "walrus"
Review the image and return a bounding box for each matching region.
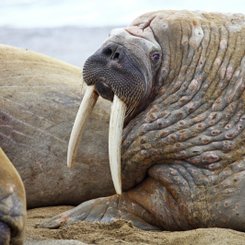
[0,148,26,245]
[0,44,116,209]
[40,10,245,231]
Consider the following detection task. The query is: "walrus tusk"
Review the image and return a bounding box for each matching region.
[67,85,98,168]
[109,95,127,194]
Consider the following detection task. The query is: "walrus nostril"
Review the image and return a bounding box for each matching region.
[102,44,122,61]
[113,52,120,60]
[103,47,113,57]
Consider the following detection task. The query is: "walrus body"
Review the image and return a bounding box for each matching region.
[0,148,26,245]
[41,10,245,231]
[0,45,115,208]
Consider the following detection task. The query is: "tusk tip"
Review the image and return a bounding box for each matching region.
[67,155,73,168]
[114,177,122,195]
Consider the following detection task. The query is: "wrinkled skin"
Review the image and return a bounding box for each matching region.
[0,45,115,208]
[41,10,245,231]
[0,148,26,245]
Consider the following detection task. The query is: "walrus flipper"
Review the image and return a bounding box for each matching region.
[0,149,26,245]
[38,194,159,230]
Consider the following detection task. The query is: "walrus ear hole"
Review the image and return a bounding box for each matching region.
[150,52,161,64]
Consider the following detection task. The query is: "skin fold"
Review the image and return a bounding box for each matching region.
[0,148,26,245]
[40,10,245,231]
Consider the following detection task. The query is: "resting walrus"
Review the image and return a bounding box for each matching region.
[0,44,116,209]
[0,148,26,245]
[41,10,245,231]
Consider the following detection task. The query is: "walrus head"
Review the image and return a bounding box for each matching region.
[83,28,162,120]
[68,27,162,194]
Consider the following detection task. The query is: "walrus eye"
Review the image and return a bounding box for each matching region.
[151,52,161,63]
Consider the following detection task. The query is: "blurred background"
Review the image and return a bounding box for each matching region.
[0,0,245,66]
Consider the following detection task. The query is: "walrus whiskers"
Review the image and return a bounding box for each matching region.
[109,95,127,194]
[67,85,98,168]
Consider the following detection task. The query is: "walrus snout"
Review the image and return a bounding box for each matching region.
[83,41,146,112]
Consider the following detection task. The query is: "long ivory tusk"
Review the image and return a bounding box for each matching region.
[109,95,127,194]
[67,85,98,168]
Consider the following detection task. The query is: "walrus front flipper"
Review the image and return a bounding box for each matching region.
[0,148,26,245]
[38,194,159,230]
[0,221,11,245]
